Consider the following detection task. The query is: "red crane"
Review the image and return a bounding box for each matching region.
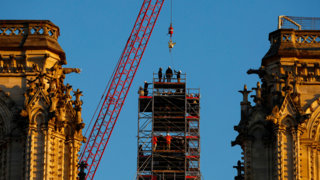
[79,0,165,179]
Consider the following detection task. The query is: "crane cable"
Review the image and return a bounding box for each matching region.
[168,0,176,68]
[170,0,174,66]
[170,0,173,24]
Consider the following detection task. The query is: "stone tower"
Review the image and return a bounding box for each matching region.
[0,20,84,179]
[232,17,320,179]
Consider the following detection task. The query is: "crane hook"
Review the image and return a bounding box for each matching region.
[168,23,174,38]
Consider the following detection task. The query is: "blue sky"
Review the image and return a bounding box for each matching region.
[2,0,320,179]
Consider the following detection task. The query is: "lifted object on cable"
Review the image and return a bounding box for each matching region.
[168,39,176,52]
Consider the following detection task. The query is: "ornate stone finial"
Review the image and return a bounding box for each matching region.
[239,84,252,103]
[78,161,88,180]
[251,82,262,104]
[73,89,83,110]
[73,89,83,103]
[233,160,244,180]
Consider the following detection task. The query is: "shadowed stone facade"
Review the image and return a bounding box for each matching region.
[0,20,84,179]
[233,28,320,179]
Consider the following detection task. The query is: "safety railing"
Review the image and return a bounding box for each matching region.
[186,171,201,179]
[186,88,200,98]
[153,88,185,95]
[153,172,186,179]
[278,16,320,30]
[153,72,186,83]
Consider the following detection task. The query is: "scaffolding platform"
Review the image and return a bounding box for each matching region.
[137,71,201,180]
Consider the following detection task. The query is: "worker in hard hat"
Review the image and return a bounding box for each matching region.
[165,132,172,150]
[165,66,173,82]
[158,67,163,82]
[152,134,158,151]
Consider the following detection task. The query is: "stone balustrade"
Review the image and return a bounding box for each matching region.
[263,29,320,64]
[270,29,320,45]
[0,20,60,40]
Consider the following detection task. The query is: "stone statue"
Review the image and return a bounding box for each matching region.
[239,85,252,103]
[65,83,73,101]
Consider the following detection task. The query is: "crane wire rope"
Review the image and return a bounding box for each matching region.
[170,0,173,24]
[169,0,175,68]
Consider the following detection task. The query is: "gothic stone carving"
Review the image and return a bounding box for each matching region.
[233,28,320,180]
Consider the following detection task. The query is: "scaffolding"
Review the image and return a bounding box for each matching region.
[137,71,200,180]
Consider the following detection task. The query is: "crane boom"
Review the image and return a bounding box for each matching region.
[79,0,165,179]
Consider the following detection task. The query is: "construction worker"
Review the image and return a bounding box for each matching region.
[138,86,143,96]
[152,135,158,151]
[174,70,181,83]
[158,67,162,82]
[165,132,172,150]
[144,81,151,96]
[166,66,173,82]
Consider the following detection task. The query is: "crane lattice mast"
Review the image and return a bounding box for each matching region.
[79,0,165,179]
